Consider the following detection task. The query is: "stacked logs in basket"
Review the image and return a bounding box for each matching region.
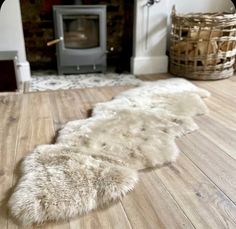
[170,9,236,80]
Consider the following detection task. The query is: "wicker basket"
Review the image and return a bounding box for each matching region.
[170,7,236,80]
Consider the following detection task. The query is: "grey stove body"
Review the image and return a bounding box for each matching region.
[53,5,107,74]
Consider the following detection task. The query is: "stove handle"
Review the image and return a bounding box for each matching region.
[47,37,63,46]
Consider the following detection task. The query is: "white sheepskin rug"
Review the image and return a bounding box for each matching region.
[8,78,209,225]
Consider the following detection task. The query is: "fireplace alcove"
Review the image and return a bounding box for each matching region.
[20,0,134,73]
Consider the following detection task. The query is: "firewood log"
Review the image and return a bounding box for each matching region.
[190,30,221,40]
[188,41,220,66]
[171,41,194,54]
[219,41,236,52]
[197,41,218,55]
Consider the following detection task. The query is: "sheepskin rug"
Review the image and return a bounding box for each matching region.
[8,78,209,225]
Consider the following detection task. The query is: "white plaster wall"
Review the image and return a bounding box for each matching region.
[132,0,235,75]
[169,0,234,14]
[0,0,31,82]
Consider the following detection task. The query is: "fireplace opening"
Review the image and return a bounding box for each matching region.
[20,0,134,74]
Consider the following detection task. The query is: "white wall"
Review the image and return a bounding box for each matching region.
[169,0,234,14]
[132,0,234,75]
[0,0,30,82]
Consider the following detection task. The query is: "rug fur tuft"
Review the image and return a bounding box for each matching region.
[8,145,138,225]
[8,78,209,225]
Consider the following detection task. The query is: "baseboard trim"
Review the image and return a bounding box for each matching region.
[131,56,168,75]
[17,61,31,82]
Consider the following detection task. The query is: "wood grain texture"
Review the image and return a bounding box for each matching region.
[155,153,236,228]
[0,95,22,229]
[177,132,236,203]
[69,203,132,229]
[195,116,236,160]
[0,75,236,229]
[121,171,194,229]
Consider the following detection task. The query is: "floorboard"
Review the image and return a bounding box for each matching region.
[178,132,236,203]
[121,172,194,229]
[0,95,22,229]
[0,75,236,228]
[196,116,236,160]
[156,153,236,228]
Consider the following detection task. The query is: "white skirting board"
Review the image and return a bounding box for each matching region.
[17,61,31,82]
[131,55,168,75]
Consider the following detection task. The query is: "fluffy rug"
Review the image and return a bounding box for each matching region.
[8,78,210,225]
[26,73,143,92]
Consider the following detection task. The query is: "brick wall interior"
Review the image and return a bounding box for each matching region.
[20,0,134,72]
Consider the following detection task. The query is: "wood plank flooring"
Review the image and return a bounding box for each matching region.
[0,75,236,228]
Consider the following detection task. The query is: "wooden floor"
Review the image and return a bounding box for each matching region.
[0,75,236,229]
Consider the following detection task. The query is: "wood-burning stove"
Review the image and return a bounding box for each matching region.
[53,5,106,74]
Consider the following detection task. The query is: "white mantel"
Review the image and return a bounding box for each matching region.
[132,0,168,75]
[132,0,234,75]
